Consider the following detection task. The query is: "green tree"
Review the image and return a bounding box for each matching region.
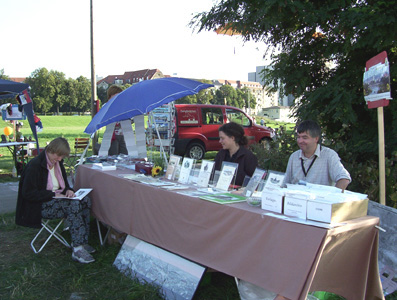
[214,84,238,106]
[191,0,397,205]
[196,88,214,104]
[97,86,107,103]
[196,79,214,104]
[0,68,10,80]
[64,78,77,113]
[191,0,397,159]
[0,69,11,105]
[238,87,256,110]
[175,94,197,104]
[74,76,91,113]
[25,68,55,114]
[50,70,67,114]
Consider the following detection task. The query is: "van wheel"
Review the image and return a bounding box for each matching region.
[186,143,205,160]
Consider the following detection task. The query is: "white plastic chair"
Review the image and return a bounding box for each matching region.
[31,219,71,254]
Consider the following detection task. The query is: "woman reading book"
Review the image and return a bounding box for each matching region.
[16,137,95,264]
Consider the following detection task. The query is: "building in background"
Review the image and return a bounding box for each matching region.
[249,65,295,122]
[261,106,296,123]
[9,77,26,83]
[97,69,164,89]
[211,79,265,115]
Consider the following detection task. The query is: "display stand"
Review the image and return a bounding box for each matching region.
[243,168,267,196]
[98,116,147,159]
[147,103,175,167]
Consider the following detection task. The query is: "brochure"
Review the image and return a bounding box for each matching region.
[121,174,174,186]
[160,184,190,190]
[196,160,215,187]
[164,155,181,180]
[244,168,267,196]
[215,162,238,191]
[265,171,285,188]
[120,174,147,181]
[176,190,214,198]
[178,157,195,184]
[200,192,246,204]
[54,188,92,201]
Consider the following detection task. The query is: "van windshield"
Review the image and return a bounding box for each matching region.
[226,109,251,127]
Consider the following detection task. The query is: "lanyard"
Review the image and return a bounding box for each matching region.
[301,156,317,177]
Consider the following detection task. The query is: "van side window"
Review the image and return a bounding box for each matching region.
[226,109,251,127]
[201,108,223,125]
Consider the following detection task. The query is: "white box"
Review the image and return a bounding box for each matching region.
[307,198,368,223]
[284,196,308,219]
[261,188,284,213]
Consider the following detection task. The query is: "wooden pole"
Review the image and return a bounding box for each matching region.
[90,0,98,154]
[377,106,386,205]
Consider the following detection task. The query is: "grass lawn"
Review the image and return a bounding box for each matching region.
[0,213,239,300]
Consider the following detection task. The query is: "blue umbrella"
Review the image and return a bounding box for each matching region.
[85,77,213,134]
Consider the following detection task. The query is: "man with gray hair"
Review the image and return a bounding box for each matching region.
[282,120,351,190]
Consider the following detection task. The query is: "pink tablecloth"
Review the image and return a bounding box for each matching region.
[75,165,384,300]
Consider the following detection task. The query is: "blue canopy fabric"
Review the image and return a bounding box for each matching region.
[0,79,30,99]
[0,80,40,152]
[85,77,213,134]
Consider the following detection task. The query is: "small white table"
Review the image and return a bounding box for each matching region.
[0,141,36,174]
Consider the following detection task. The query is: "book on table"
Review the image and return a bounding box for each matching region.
[91,162,117,171]
[199,192,246,204]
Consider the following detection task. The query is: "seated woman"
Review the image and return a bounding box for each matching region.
[214,122,258,186]
[16,137,95,264]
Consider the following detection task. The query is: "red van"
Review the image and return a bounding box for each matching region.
[172,104,276,160]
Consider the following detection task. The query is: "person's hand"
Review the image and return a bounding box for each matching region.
[65,190,76,198]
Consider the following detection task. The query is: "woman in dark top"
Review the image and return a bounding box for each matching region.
[16,137,95,264]
[214,122,258,186]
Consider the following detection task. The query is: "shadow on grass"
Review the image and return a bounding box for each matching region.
[0,213,239,300]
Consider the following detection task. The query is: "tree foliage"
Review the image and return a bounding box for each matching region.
[0,68,10,80]
[25,68,92,114]
[191,0,396,157]
[191,0,397,205]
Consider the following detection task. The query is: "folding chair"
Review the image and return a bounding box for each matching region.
[31,219,71,254]
[65,138,90,168]
[64,137,91,186]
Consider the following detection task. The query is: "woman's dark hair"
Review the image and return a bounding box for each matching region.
[219,122,248,146]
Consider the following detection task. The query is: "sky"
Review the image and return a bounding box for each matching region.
[0,0,271,82]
